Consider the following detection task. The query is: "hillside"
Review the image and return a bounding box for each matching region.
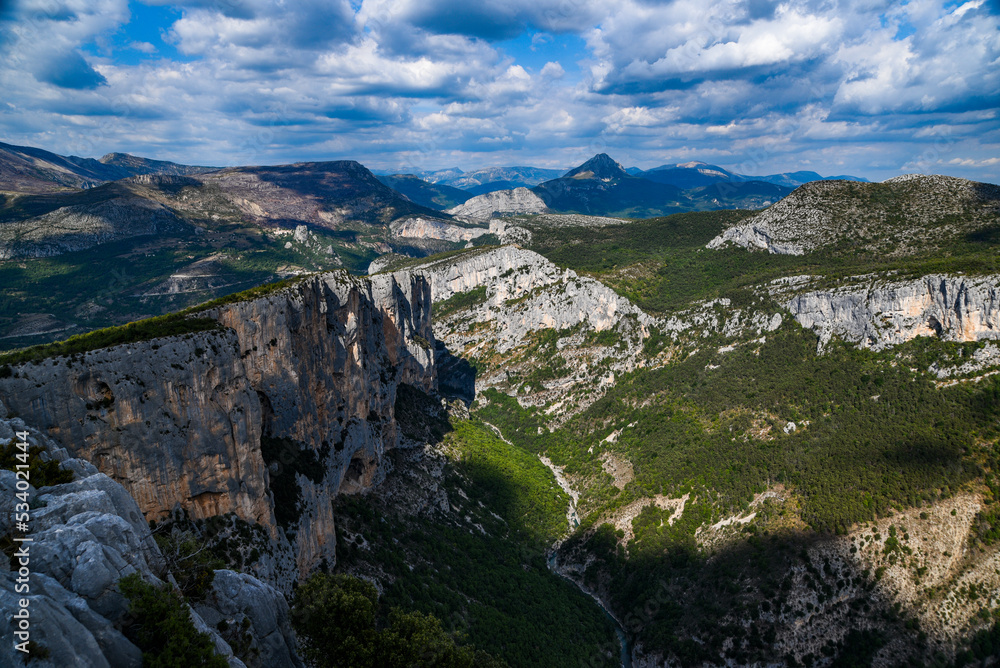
[0,160,460,349]
[384,176,1000,666]
[708,175,1000,256]
[375,173,473,210]
[0,141,212,193]
[0,141,130,192]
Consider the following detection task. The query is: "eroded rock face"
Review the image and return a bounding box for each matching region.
[389,216,489,242]
[0,329,271,531]
[414,246,654,348]
[195,570,303,668]
[784,274,1000,350]
[406,246,654,418]
[445,187,547,221]
[0,417,300,668]
[0,270,436,576]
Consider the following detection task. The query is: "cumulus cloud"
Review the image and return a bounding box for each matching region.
[0,0,995,183]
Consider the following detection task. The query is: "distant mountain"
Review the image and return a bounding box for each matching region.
[640,162,742,189]
[0,160,442,261]
[98,152,215,178]
[686,180,793,210]
[562,153,630,180]
[390,165,565,192]
[0,141,214,193]
[638,161,868,189]
[744,170,867,188]
[375,174,472,210]
[0,141,129,192]
[464,181,526,196]
[532,154,688,218]
[0,157,465,346]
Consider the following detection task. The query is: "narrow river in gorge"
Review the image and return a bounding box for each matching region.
[481,420,632,668]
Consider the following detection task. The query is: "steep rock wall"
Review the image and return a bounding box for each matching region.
[784,274,1000,350]
[0,270,436,576]
[415,246,654,343]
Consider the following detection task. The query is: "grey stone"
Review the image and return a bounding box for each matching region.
[445,187,547,220]
[199,569,304,668]
[784,274,1000,351]
[0,270,437,581]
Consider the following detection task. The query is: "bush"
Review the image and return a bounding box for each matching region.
[0,440,73,487]
[118,573,228,668]
[290,573,505,668]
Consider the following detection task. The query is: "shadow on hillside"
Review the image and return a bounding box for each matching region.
[434,340,476,405]
[575,523,967,668]
[965,223,1000,245]
[394,382,453,444]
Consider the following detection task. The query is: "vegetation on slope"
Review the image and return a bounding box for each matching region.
[525,208,1000,314]
[119,573,228,668]
[475,324,1000,664]
[291,573,505,668]
[335,417,618,668]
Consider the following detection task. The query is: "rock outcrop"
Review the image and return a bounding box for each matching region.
[406,246,654,417]
[0,415,301,668]
[414,246,653,344]
[389,216,489,242]
[445,187,547,221]
[0,270,436,577]
[707,175,1000,255]
[782,274,1000,350]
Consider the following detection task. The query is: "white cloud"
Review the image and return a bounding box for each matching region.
[0,0,995,183]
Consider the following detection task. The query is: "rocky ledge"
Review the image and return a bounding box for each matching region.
[446,187,547,221]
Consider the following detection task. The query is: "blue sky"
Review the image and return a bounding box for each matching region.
[0,0,997,182]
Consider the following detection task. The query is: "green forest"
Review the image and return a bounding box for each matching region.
[333,418,619,668]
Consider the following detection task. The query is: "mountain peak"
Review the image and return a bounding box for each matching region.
[564,153,629,180]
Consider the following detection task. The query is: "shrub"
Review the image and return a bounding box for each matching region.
[0,440,73,487]
[118,573,228,668]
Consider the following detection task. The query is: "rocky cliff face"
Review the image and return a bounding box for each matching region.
[445,187,547,221]
[780,274,1000,350]
[0,412,301,668]
[389,216,489,242]
[0,270,436,578]
[406,246,654,417]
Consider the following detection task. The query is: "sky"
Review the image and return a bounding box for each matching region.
[0,0,998,182]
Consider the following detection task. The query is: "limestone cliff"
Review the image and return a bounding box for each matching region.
[0,413,301,668]
[389,216,489,243]
[0,270,436,577]
[445,187,547,221]
[405,246,654,418]
[781,273,1000,350]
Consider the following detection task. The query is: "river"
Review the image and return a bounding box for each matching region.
[481,420,632,668]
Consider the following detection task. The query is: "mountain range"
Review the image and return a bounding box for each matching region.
[1,137,1000,667]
